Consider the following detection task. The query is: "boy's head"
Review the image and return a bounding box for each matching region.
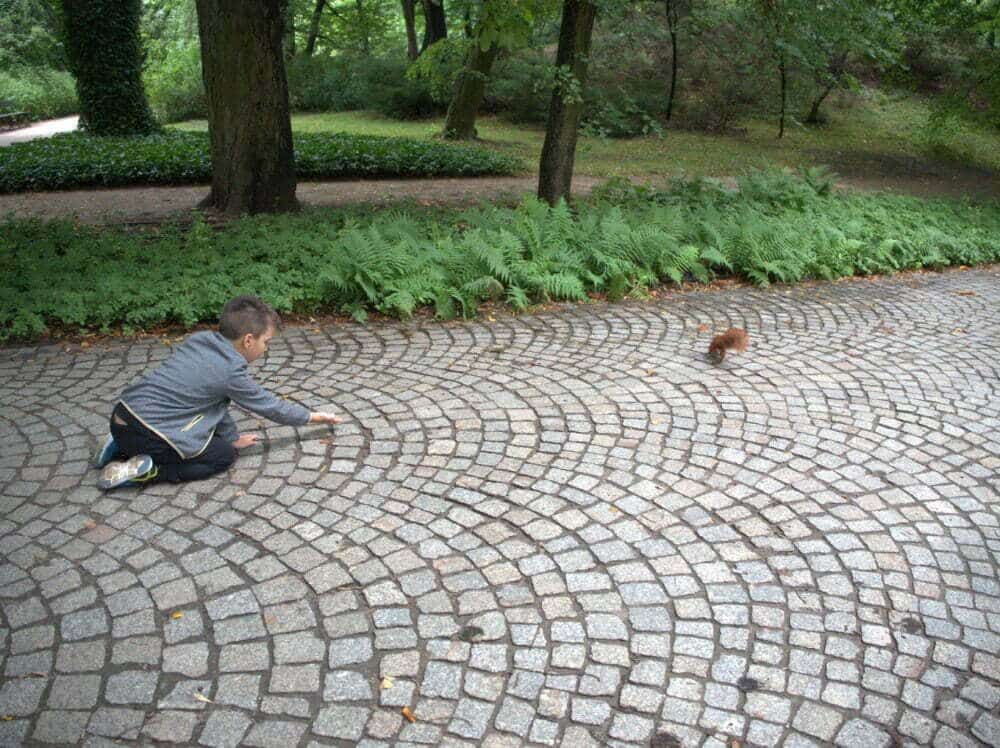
[220,296,280,363]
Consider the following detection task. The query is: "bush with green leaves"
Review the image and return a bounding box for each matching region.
[144,42,207,123]
[285,54,439,120]
[2,171,997,341]
[0,67,77,121]
[0,130,522,193]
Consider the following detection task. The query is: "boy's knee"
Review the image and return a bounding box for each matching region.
[214,442,237,469]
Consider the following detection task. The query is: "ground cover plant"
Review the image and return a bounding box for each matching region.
[0,130,522,193]
[2,171,997,342]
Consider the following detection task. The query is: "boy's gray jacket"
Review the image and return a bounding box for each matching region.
[119,331,310,458]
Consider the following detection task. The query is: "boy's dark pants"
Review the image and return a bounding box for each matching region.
[110,403,236,483]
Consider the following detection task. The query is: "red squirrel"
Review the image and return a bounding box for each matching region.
[708,328,749,362]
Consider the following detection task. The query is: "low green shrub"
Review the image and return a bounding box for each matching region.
[0,67,77,121]
[2,171,997,341]
[0,130,522,193]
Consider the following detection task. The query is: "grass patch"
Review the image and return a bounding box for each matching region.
[0,129,522,193]
[172,92,1000,182]
[3,171,997,342]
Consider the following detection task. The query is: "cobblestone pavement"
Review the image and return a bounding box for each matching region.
[1,268,998,748]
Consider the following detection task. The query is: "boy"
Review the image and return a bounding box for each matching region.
[95,295,341,490]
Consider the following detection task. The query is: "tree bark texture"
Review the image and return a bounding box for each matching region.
[401,0,419,60]
[664,0,679,121]
[537,0,596,206]
[61,0,158,135]
[443,41,499,139]
[420,0,447,52]
[195,0,298,215]
[305,0,327,55]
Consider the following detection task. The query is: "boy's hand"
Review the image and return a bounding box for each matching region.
[233,434,261,449]
[309,412,342,425]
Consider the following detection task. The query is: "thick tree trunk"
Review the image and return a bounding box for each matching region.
[420,0,447,52]
[61,0,158,135]
[401,0,418,60]
[537,0,596,206]
[195,0,298,215]
[305,0,326,56]
[777,52,786,138]
[443,41,499,139]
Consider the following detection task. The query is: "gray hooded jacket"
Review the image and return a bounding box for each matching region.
[119,331,310,458]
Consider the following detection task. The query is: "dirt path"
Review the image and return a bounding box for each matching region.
[0,176,613,225]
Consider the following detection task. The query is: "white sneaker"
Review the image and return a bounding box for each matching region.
[98,455,156,490]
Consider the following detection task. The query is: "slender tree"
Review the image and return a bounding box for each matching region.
[401,0,419,59]
[61,0,158,135]
[537,0,596,205]
[305,0,327,55]
[664,0,690,121]
[443,0,538,140]
[194,0,298,214]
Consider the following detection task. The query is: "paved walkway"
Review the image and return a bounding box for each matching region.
[0,117,78,147]
[1,269,998,747]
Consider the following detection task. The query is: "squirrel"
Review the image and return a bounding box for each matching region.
[708,328,749,362]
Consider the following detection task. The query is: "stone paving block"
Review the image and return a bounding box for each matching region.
[2,271,999,747]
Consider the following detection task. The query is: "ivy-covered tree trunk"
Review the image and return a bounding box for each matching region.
[443,41,499,139]
[420,0,447,52]
[401,0,418,60]
[537,0,596,206]
[195,0,298,215]
[61,0,158,136]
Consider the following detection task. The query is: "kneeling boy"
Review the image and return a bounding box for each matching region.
[95,295,340,489]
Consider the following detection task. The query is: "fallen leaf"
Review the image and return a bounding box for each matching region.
[651,418,662,425]
[955,290,976,296]
[192,692,213,704]
[952,328,966,334]
[646,369,655,376]
[170,611,183,620]
[83,519,96,530]
[1,716,13,721]
[697,324,708,333]
[401,706,416,723]
[380,677,394,690]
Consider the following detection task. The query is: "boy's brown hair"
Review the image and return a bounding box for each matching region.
[219,296,281,340]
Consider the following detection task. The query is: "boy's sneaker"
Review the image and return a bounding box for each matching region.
[98,455,158,491]
[93,435,121,469]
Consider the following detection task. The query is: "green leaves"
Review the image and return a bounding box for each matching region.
[0,130,522,193]
[1,172,998,342]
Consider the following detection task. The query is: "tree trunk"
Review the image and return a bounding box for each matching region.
[420,0,447,52]
[666,31,678,121]
[537,0,596,206]
[664,0,679,121]
[777,52,786,138]
[805,81,835,124]
[61,0,158,135]
[401,0,418,60]
[443,41,499,139]
[195,0,298,215]
[305,0,326,56]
